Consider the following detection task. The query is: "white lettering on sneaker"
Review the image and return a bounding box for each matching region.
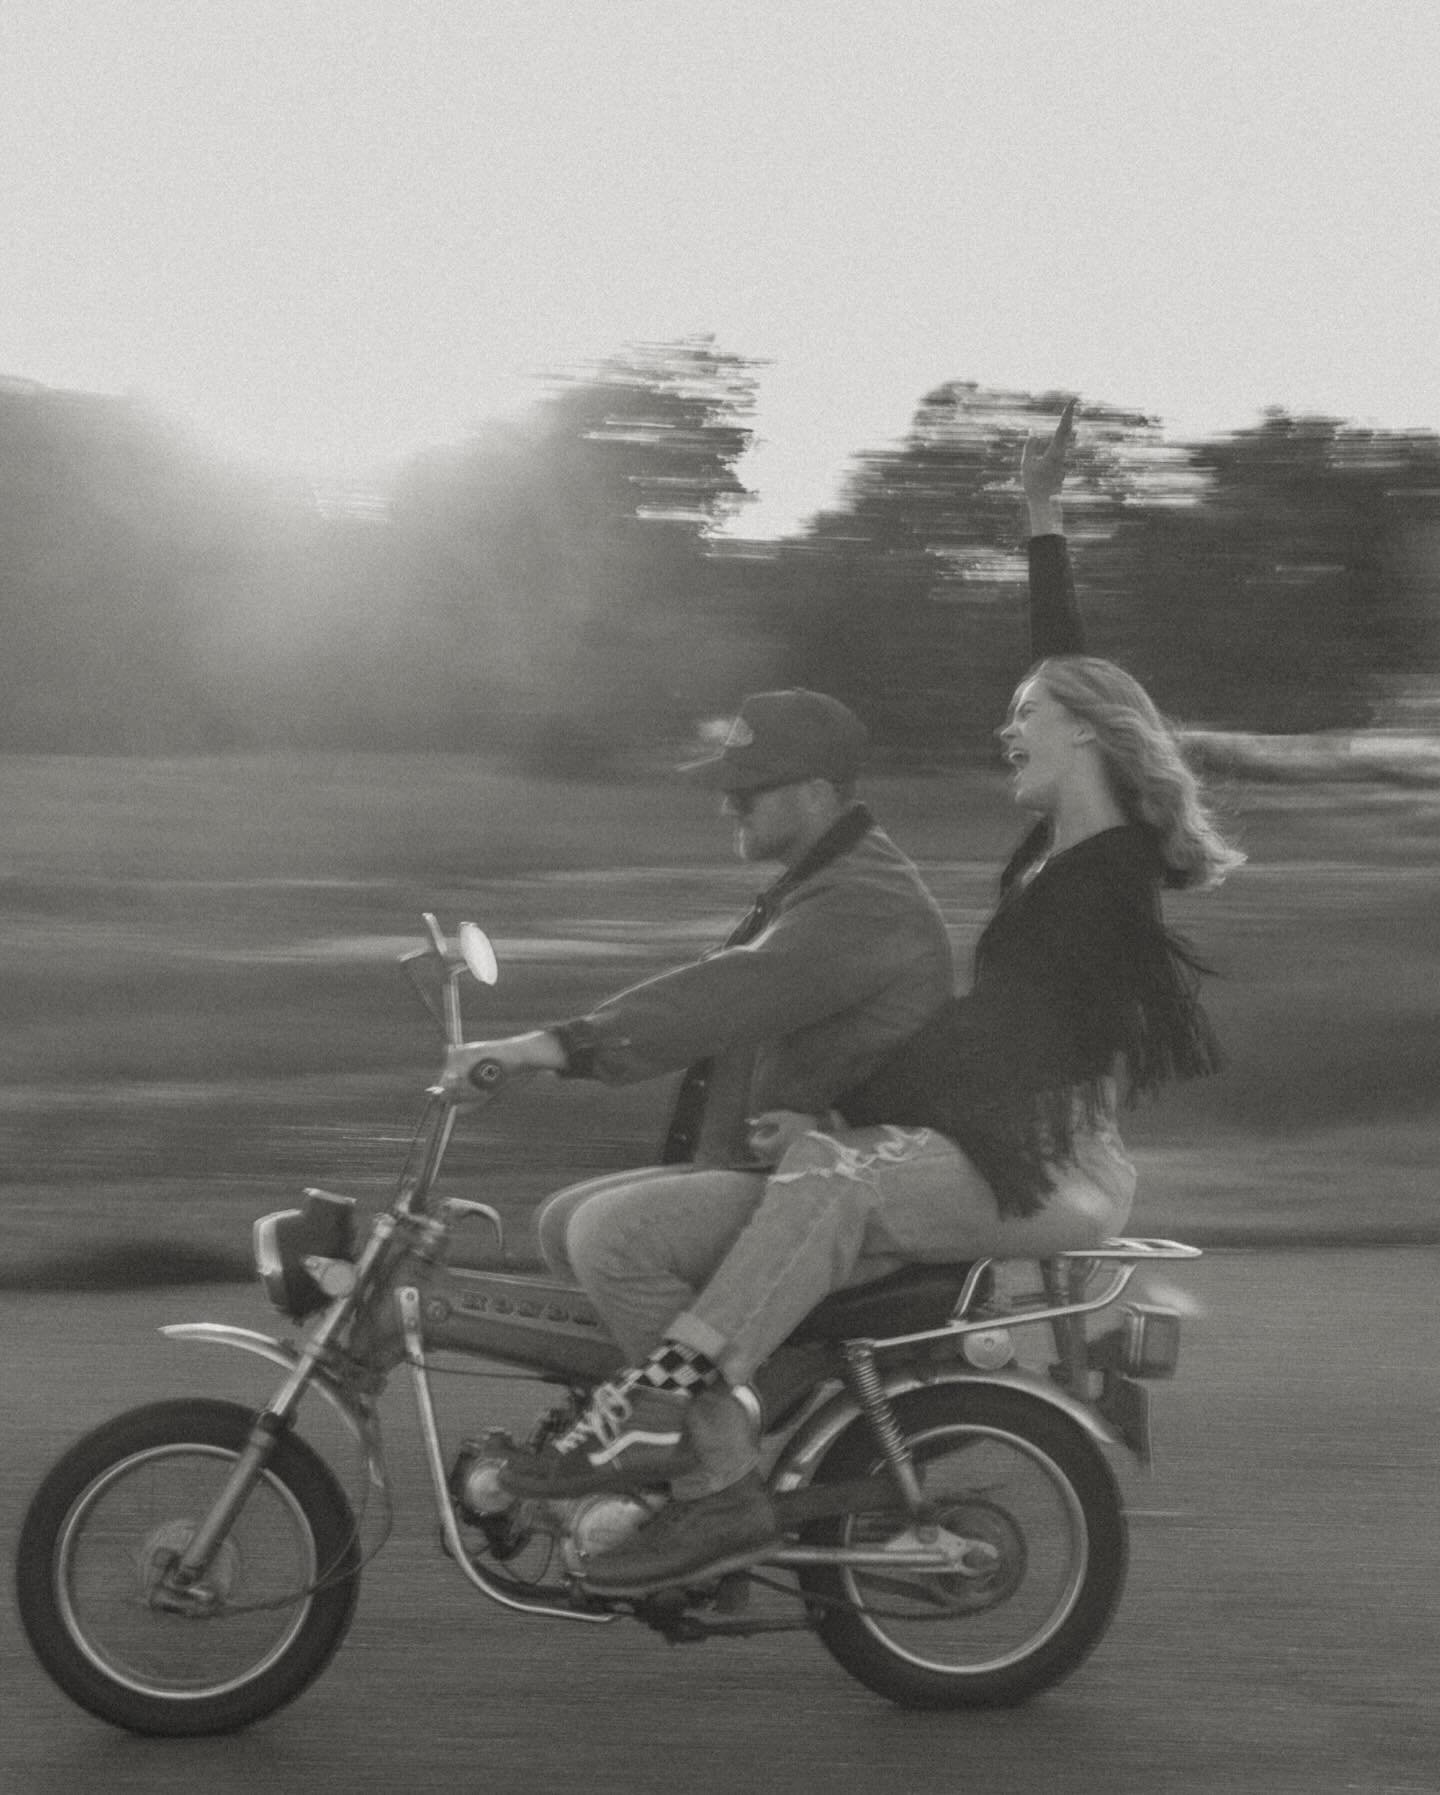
[552,1380,684,1468]
[587,1425,684,1468]
[551,1379,635,1455]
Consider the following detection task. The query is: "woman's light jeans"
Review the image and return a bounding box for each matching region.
[538,1121,1137,1394]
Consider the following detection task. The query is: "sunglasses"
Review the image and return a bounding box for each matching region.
[727,781,794,817]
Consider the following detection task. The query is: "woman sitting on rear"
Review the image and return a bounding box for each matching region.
[794,398,1247,1260]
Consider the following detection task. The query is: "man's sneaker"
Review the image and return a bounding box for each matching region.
[498,1380,697,1498]
[579,1473,779,1594]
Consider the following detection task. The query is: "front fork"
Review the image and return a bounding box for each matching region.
[168,1300,359,1589]
[167,1217,410,1589]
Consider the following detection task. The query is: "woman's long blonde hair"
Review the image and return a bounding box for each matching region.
[1032,655,1246,890]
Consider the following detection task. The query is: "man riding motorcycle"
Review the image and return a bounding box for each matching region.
[443,687,954,1587]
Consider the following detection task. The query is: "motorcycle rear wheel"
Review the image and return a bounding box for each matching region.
[797,1384,1126,1708]
[15,1398,361,1736]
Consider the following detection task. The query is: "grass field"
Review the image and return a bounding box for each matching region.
[3,752,1438,1287]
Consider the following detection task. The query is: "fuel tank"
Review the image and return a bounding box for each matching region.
[413,1264,627,1383]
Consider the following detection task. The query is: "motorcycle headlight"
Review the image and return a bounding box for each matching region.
[253,1188,358,1320]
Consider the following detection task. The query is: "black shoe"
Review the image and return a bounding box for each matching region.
[499,1381,697,1498]
[580,1474,778,1594]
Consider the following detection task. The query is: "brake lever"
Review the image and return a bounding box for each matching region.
[399,947,448,1033]
[406,914,498,1045]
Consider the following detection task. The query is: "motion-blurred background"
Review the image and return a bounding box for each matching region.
[3,3,1438,1282]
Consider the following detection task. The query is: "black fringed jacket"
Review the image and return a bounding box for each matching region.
[835,535,1221,1217]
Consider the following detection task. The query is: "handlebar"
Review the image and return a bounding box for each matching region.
[395,918,511,1217]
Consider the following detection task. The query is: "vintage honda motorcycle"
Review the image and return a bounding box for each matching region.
[16,916,1200,1736]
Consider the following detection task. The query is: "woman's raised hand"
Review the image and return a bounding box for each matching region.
[1020,399,1077,533]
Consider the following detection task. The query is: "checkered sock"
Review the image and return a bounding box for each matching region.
[634,1341,719,1396]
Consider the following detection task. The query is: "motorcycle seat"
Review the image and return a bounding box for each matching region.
[784,1261,977,1345]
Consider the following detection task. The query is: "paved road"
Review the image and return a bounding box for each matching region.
[3,1250,1438,1795]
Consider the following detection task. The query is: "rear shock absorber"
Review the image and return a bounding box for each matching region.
[842,1341,933,1526]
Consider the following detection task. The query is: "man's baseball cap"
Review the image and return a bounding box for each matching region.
[682,689,868,793]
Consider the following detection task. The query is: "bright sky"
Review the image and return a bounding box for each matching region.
[4,1,1438,535]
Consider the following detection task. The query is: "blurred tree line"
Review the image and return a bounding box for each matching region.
[2,343,1438,766]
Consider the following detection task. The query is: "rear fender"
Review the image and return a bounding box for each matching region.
[769,1364,1122,1493]
[160,1323,370,1448]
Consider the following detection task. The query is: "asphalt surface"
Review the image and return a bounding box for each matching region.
[3,1248,1438,1795]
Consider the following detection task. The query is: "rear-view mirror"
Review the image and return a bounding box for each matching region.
[459,921,499,987]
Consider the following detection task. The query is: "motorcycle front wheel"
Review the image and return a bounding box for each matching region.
[797,1384,1127,1709]
[15,1398,361,1736]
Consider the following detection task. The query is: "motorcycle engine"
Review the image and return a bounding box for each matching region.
[560,1493,658,1576]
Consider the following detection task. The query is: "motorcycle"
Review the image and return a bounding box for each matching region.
[15,915,1200,1735]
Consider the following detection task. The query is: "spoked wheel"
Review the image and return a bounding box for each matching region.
[797,1385,1127,1708]
[15,1399,361,1736]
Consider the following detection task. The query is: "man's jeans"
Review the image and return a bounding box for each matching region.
[537,1123,1136,1391]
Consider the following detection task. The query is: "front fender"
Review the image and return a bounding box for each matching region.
[160,1323,370,1448]
[770,1364,1122,1493]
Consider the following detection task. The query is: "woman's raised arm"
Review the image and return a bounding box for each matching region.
[1021,399,1085,659]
